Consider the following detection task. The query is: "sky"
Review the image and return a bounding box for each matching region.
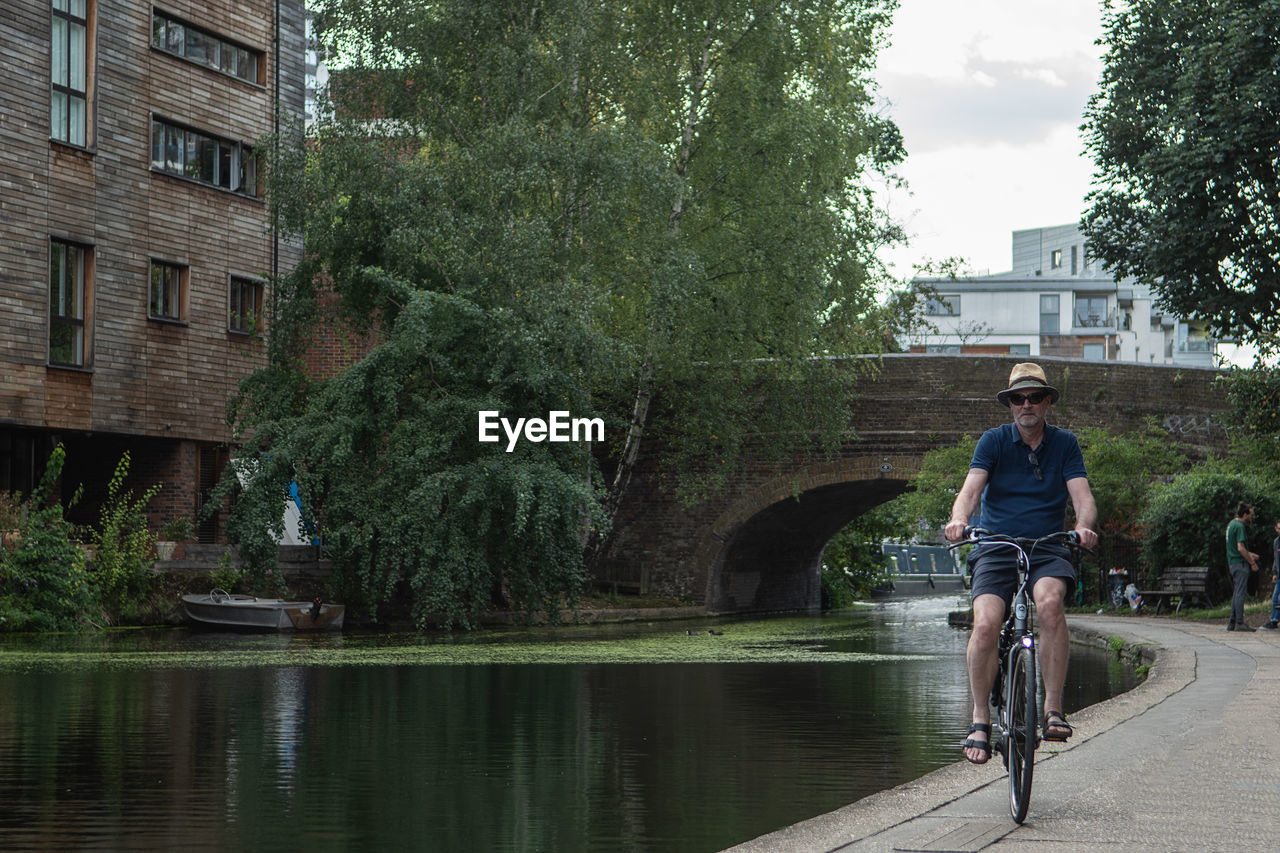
[873,0,1108,280]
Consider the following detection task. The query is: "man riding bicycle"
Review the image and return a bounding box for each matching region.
[944,363,1098,764]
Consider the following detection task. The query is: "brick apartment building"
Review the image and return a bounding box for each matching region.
[0,0,305,539]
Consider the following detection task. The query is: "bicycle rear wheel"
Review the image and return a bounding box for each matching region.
[1006,641,1037,823]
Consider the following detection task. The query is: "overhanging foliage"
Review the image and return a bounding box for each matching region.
[227,0,910,626]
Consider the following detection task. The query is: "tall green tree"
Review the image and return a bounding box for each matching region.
[232,0,906,626]
[1082,0,1280,349]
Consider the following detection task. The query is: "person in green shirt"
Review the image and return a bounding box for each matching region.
[1226,502,1260,631]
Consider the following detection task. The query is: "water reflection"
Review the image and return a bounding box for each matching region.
[0,598,1136,852]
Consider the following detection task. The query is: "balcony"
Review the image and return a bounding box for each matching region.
[1179,338,1213,353]
[1072,308,1117,330]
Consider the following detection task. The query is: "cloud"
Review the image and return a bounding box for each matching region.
[878,125,1098,278]
[878,51,1100,152]
[870,0,1107,279]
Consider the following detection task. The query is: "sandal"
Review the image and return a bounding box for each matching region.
[963,723,993,764]
[1043,710,1073,742]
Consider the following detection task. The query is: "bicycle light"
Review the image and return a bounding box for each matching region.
[1021,636,1033,648]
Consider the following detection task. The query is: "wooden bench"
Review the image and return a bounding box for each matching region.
[1137,566,1212,615]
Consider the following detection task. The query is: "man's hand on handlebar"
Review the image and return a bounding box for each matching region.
[1073,526,1098,551]
[946,524,1096,553]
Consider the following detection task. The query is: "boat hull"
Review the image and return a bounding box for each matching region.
[181,593,345,631]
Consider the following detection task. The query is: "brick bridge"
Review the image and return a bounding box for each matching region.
[598,355,1230,614]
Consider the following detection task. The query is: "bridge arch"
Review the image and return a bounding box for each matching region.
[698,455,923,613]
[599,355,1230,613]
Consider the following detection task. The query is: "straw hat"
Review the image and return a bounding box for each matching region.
[996,362,1060,406]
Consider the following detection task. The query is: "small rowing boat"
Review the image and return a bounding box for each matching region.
[181,589,345,631]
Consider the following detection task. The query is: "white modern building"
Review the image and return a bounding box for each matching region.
[904,224,1218,367]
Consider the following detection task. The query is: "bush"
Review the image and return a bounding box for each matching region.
[0,446,97,631]
[1073,421,1188,602]
[0,490,25,534]
[158,515,195,542]
[1137,458,1280,602]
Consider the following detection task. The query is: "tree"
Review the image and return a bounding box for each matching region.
[893,435,978,532]
[230,0,906,625]
[1082,0,1280,349]
[819,503,900,607]
[225,292,604,628]
[1218,364,1280,466]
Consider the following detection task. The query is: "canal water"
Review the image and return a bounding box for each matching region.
[0,597,1136,852]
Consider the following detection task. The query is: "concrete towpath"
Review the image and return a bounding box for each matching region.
[725,614,1280,852]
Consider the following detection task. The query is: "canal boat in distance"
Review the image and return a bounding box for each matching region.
[181,589,345,632]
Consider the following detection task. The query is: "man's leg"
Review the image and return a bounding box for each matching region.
[1270,578,1279,626]
[1033,575,1071,736]
[965,593,1006,762]
[1229,564,1248,627]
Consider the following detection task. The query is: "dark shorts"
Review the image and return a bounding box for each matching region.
[968,542,1076,605]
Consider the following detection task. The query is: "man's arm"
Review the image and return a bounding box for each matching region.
[1066,476,1098,550]
[944,468,989,542]
[1236,537,1260,570]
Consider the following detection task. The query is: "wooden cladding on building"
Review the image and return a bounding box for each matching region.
[0,0,305,444]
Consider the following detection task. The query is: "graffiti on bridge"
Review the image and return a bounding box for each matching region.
[1162,414,1223,436]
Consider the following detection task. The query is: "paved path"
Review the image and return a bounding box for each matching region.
[726,615,1280,852]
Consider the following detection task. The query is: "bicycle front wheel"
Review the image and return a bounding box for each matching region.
[1006,641,1037,823]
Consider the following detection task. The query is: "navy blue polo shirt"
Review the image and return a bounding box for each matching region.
[970,423,1088,539]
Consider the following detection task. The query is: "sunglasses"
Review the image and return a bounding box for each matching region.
[1028,450,1043,482]
[1008,391,1048,406]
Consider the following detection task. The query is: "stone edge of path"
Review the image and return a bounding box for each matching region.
[723,616,1195,852]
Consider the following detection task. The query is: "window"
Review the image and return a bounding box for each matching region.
[49,239,89,366]
[149,260,186,320]
[1082,343,1105,361]
[1180,324,1213,353]
[229,276,263,333]
[0,429,41,496]
[925,294,960,316]
[1071,245,1078,275]
[1050,249,1063,269]
[925,344,961,354]
[1075,295,1109,327]
[1039,294,1059,334]
[51,0,89,146]
[151,119,256,195]
[152,13,260,83]
[1009,344,1031,355]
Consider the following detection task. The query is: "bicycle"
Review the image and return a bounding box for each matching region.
[949,526,1086,823]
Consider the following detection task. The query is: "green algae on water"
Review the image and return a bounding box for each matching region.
[0,615,936,672]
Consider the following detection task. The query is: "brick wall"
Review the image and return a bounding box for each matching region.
[301,288,383,380]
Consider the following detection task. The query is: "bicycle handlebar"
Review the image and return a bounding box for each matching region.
[951,527,1089,553]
